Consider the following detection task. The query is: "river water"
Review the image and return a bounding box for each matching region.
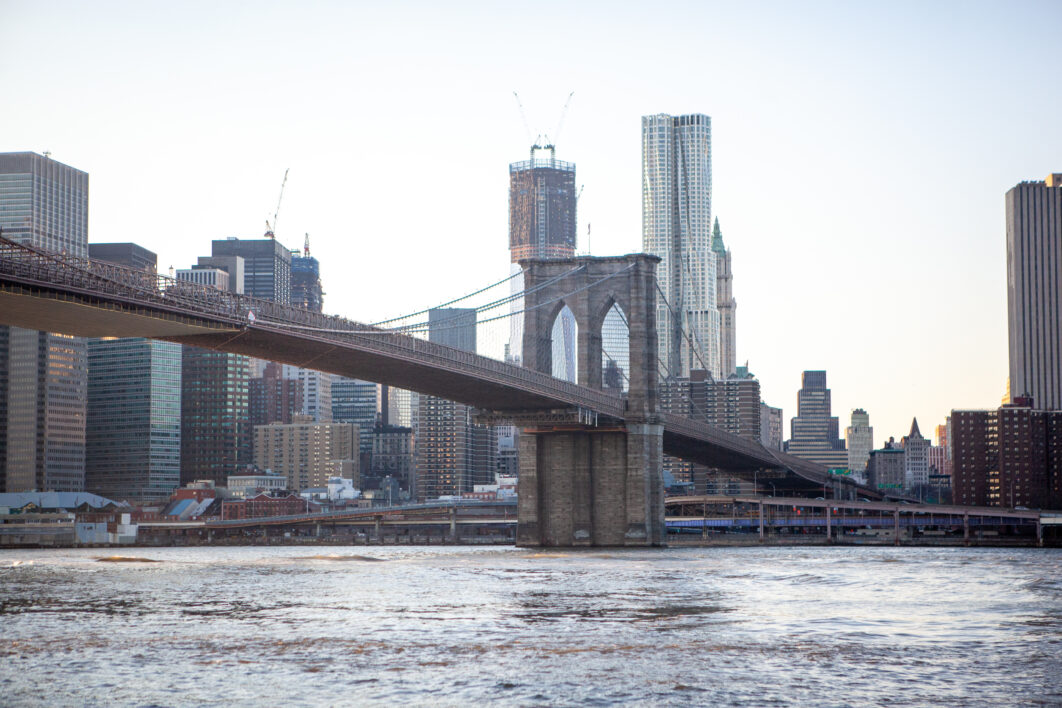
[1,545,1060,706]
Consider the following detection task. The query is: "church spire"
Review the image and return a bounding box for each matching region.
[711,216,726,255]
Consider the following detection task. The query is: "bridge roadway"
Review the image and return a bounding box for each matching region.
[0,236,873,497]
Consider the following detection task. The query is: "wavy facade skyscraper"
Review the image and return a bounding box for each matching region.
[641,114,720,379]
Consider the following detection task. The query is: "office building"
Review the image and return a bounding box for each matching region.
[254,415,359,492]
[901,418,930,492]
[89,243,156,272]
[951,403,1062,509]
[414,308,495,501]
[785,370,847,468]
[85,243,181,503]
[332,377,377,456]
[177,268,250,487]
[845,409,874,483]
[249,361,303,428]
[0,152,89,493]
[370,424,413,494]
[712,218,736,378]
[867,440,905,491]
[642,113,720,378]
[660,367,762,494]
[211,237,292,304]
[1006,174,1062,410]
[291,236,323,312]
[281,365,332,424]
[760,403,784,451]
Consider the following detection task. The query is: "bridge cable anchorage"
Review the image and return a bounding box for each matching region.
[383,265,587,333]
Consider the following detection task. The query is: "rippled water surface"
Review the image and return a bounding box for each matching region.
[2,546,1060,706]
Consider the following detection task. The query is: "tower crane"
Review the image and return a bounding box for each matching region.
[264,168,290,239]
[549,91,575,147]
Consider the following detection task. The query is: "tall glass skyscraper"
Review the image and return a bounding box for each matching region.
[0,152,89,493]
[87,337,181,502]
[86,243,181,503]
[642,114,720,379]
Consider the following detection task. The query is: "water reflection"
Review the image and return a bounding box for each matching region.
[0,546,1059,706]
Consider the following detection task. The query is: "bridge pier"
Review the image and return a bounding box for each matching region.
[516,422,665,547]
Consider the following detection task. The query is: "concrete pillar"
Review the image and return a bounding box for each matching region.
[893,509,900,545]
[758,501,764,542]
[449,506,457,541]
[516,423,664,547]
[516,433,541,546]
[963,513,970,545]
[1037,519,1043,547]
[373,515,381,542]
[826,504,832,543]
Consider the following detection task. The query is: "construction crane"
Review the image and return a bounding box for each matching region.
[264,168,290,239]
[303,232,311,258]
[549,91,575,147]
[512,92,534,148]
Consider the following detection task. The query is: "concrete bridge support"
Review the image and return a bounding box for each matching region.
[516,423,665,546]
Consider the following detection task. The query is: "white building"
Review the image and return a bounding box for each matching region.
[902,418,931,491]
[845,409,874,484]
[642,113,720,378]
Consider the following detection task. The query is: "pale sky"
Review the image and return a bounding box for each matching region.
[2,0,1060,444]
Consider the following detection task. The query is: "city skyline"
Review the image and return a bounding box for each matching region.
[2,1,1061,441]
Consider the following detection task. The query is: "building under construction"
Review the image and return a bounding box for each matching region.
[508,145,577,263]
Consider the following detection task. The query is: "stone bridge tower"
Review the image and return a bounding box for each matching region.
[517,254,665,546]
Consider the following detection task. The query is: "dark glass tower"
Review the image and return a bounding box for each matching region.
[0,152,89,493]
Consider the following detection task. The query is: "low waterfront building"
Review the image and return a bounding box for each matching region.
[220,493,320,520]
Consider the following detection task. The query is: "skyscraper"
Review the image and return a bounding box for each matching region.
[845,408,874,483]
[211,237,292,304]
[414,308,494,501]
[785,370,847,468]
[1007,173,1062,410]
[642,113,720,379]
[712,218,736,378]
[86,243,181,503]
[332,377,378,456]
[178,267,250,487]
[509,145,577,263]
[901,418,930,492]
[507,144,578,373]
[291,236,323,312]
[0,152,89,493]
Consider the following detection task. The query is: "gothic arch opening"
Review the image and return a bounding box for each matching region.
[600,301,630,394]
[550,304,578,383]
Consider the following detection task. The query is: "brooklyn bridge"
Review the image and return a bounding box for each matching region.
[0,235,884,546]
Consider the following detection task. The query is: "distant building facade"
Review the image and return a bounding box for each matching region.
[760,403,784,451]
[0,152,89,493]
[1006,173,1062,411]
[785,370,847,468]
[253,415,359,492]
[951,403,1062,509]
[845,409,874,483]
[712,218,736,378]
[901,418,930,491]
[414,309,495,501]
[332,377,378,456]
[867,439,905,490]
[211,237,292,304]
